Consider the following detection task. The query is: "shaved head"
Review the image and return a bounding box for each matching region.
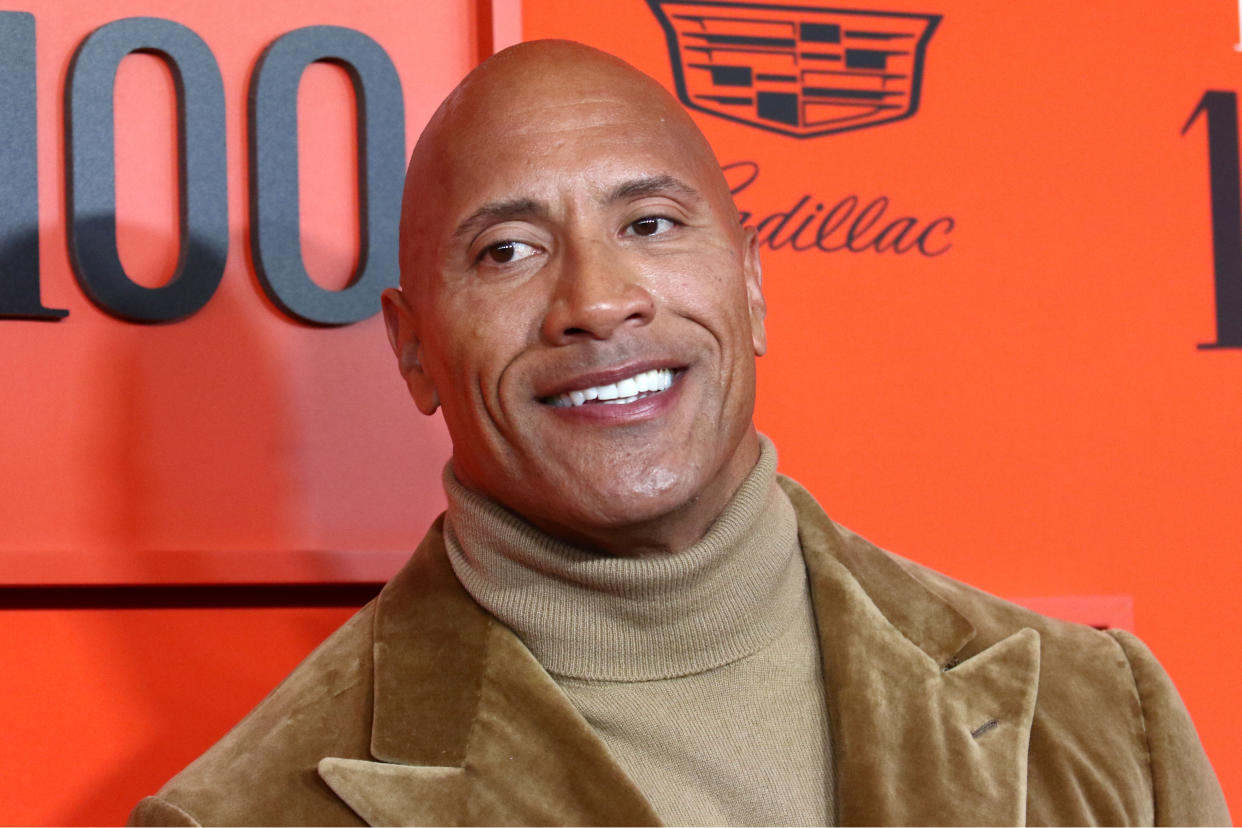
[398,40,740,292]
[382,39,765,556]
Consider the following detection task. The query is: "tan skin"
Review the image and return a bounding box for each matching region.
[382,41,767,557]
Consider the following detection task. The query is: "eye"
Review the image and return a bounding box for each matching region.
[628,216,677,237]
[480,240,539,265]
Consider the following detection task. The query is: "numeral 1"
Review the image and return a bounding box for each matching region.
[1183,90,1242,348]
[0,12,68,320]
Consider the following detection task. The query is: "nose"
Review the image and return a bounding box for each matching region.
[540,239,655,345]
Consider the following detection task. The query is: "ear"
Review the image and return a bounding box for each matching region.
[741,227,767,356]
[380,287,441,415]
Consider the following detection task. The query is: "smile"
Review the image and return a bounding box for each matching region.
[543,368,676,408]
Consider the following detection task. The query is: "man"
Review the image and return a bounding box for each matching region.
[130,41,1228,826]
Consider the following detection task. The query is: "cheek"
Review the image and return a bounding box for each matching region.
[654,255,754,335]
[440,296,537,394]
[446,325,498,385]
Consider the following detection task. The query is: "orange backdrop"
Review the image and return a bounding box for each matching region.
[2,0,1239,823]
[523,0,1242,815]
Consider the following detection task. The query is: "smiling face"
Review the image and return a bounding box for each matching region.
[383,41,766,555]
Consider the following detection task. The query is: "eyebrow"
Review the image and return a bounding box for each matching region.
[605,173,701,204]
[449,174,703,243]
[451,198,549,243]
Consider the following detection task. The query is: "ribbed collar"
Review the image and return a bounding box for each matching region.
[443,436,807,681]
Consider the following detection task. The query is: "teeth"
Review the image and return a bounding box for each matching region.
[548,368,675,408]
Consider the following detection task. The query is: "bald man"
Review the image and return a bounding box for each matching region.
[130,42,1228,826]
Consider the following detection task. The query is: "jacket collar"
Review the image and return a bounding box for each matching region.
[781,476,1040,825]
[321,484,1041,826]
[319,517,661,826]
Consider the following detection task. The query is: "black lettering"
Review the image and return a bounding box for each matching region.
[723,160,759,196]
[722,160,758,225]
[873,216,918,253]
[916,216,954,256]
[249,26,404,325]
[720,160,955,259]
[788,203,825,251]
[846,196,888,252]
[815,196,857,252]
[757,195,810,250]
[1183,91,1242,347]
[0,12,67,320]
[65,17,227,323]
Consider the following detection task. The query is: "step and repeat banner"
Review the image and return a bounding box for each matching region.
[0,0,1238,813]
[518,0,1242,804]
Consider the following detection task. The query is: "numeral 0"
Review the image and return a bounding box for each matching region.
[0,11,405,326]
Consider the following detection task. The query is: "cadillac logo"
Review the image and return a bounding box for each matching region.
[647,0,940,138]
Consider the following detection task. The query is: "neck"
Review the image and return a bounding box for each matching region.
[442,432,801,680]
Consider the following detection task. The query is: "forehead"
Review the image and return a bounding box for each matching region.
[398,47,735,284]
[438,90,714,217]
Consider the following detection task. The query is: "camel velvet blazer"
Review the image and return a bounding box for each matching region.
[130,478,1229,826]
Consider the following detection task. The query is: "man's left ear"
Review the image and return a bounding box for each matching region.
[743,227,767,356]
[380,287,441,415]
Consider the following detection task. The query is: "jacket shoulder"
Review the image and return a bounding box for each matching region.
[884,544,1231,824]
[130,602,378,827]
[781,474,1229,825]
[1108,629,1231,825]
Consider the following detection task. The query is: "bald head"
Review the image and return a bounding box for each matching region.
[398,39,739,291]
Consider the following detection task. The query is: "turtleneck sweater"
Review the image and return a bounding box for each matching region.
[444,437,834,826]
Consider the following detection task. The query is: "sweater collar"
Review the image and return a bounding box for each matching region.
[443,435,806,681]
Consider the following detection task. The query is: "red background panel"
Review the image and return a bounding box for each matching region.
[522,0,1242,814]
[1,0,1239,823]
[0,0,464,585]
[0,603,359,827]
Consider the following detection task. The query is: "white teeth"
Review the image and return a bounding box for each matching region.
[548,368,675,408]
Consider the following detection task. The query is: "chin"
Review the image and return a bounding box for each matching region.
[549,465,705,534]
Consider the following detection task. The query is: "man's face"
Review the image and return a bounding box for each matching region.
[385,47,766,553]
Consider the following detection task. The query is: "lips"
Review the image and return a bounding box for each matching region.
[541,367,678,408]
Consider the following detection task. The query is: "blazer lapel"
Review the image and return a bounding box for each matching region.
[318,517,660,827]
[783,478,1041,826]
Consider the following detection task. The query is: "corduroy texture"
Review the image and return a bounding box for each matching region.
[444,436,833,825]
[128,477,1231,827]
